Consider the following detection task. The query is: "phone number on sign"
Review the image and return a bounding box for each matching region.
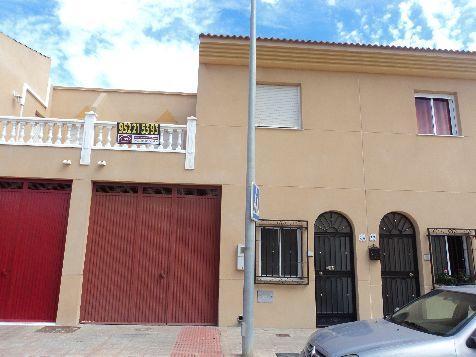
[117,122,160,135]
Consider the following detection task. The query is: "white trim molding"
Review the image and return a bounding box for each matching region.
[18,81,52,117]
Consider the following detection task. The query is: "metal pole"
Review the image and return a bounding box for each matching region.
[242,0,256,355]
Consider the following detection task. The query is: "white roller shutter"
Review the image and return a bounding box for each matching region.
[256,84,301,128]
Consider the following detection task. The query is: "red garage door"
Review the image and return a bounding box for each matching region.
[0,179,71,322]
[80,183,221,325]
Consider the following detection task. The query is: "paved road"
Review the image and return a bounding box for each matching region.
[0,324,314,356]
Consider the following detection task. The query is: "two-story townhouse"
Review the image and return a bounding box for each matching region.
[1,32,476,329]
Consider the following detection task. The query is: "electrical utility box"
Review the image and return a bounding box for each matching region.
[237,244,245,270]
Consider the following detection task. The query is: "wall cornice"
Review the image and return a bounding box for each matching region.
[199,40,476,80]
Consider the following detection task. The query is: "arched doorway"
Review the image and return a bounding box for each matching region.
[379,212,420,316]
[314,212,357,327]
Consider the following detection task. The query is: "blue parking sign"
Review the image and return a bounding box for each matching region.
[251,183,260,222]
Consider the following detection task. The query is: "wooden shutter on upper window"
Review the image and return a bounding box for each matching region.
[256,85,301,128]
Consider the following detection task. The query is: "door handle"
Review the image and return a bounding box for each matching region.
[159,272,166,279]
[409,273,414,277]
[326,265,335,271]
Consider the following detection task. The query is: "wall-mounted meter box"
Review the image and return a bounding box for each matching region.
[237,244,245,270]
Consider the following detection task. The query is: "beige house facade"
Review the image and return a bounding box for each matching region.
[1,32,476,328]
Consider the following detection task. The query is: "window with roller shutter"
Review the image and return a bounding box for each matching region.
[256,84,302,129]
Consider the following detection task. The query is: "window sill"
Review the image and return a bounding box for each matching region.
[417,134,464,138]
[256,125,303,131]
[255,276,308,285]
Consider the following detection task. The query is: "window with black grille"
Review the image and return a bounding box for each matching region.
[255,220,308,285]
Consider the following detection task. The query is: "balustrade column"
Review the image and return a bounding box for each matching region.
[105,126,112,148]
[65,124,73,146]
[8,121,17,144]
[158,128,165,150]
[166,129,173,150]
[75,123,82,146]
[18,122,26,144]
[176,128,183,151]
[0,120,8,144]
[55,123,63,145]
[96,125,104,148]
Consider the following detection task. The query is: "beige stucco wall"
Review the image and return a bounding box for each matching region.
[196,61,476,328]
[50,87,196,124]
[2,37,476,329]
[0,33,51,117]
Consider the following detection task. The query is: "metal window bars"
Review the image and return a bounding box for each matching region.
[428,228,476,287]
[255,220,309,285]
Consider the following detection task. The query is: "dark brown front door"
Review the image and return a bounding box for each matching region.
[80,184,221,325]
[380,212,420,316]
[314,212,357,327]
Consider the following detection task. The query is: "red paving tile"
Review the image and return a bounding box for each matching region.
[171,326,223,356]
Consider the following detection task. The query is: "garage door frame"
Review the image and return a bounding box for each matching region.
[80,182,222,326]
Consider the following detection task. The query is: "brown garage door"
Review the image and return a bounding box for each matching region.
[80,184,221,325]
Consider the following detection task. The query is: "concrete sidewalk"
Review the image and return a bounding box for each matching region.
[0,324,314,356]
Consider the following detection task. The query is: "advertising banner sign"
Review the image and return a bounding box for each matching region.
[117,122,160,145]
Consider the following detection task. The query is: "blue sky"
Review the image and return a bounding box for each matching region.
[0,0,475,92]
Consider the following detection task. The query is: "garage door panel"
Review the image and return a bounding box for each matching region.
[81,184,221,325]
[0,187,23,314]
[80,194,138,323]
[0,180,71,322]
[168,196,221,325]
[131,194,173,324]
[6,191,70,321]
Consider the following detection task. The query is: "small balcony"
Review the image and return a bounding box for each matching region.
[0,112,197,169]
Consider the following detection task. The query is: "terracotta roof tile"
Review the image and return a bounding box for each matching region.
[200,33,476,56]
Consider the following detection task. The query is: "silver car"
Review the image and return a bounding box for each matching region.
[302,286,476,357]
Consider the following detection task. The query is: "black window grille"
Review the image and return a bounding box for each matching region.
[255,220,308,285]
[428,228,476,286]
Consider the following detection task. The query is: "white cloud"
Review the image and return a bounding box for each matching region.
[52,0,220,92]
[390,0,470,49]
[470,32,476,51]
[0,0,236,92]
[327,0,337,6]
[261,0,280,5]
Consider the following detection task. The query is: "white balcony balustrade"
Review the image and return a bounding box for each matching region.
[0,117,83,147]
[0,112,197,169]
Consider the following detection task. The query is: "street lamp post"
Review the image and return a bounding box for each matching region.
[242,0,257,356]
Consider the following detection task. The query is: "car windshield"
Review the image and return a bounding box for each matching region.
[388,289,476,336]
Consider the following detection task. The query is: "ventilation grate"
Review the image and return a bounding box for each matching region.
[177,188,219,197]
[28,182,72,191]
[95,185,139,194]
[0,181,23,190]
[142,186,173,195]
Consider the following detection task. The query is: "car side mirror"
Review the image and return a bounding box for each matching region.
[466,336,476,349]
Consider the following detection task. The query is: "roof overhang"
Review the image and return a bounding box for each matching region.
[199,34,476,80]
